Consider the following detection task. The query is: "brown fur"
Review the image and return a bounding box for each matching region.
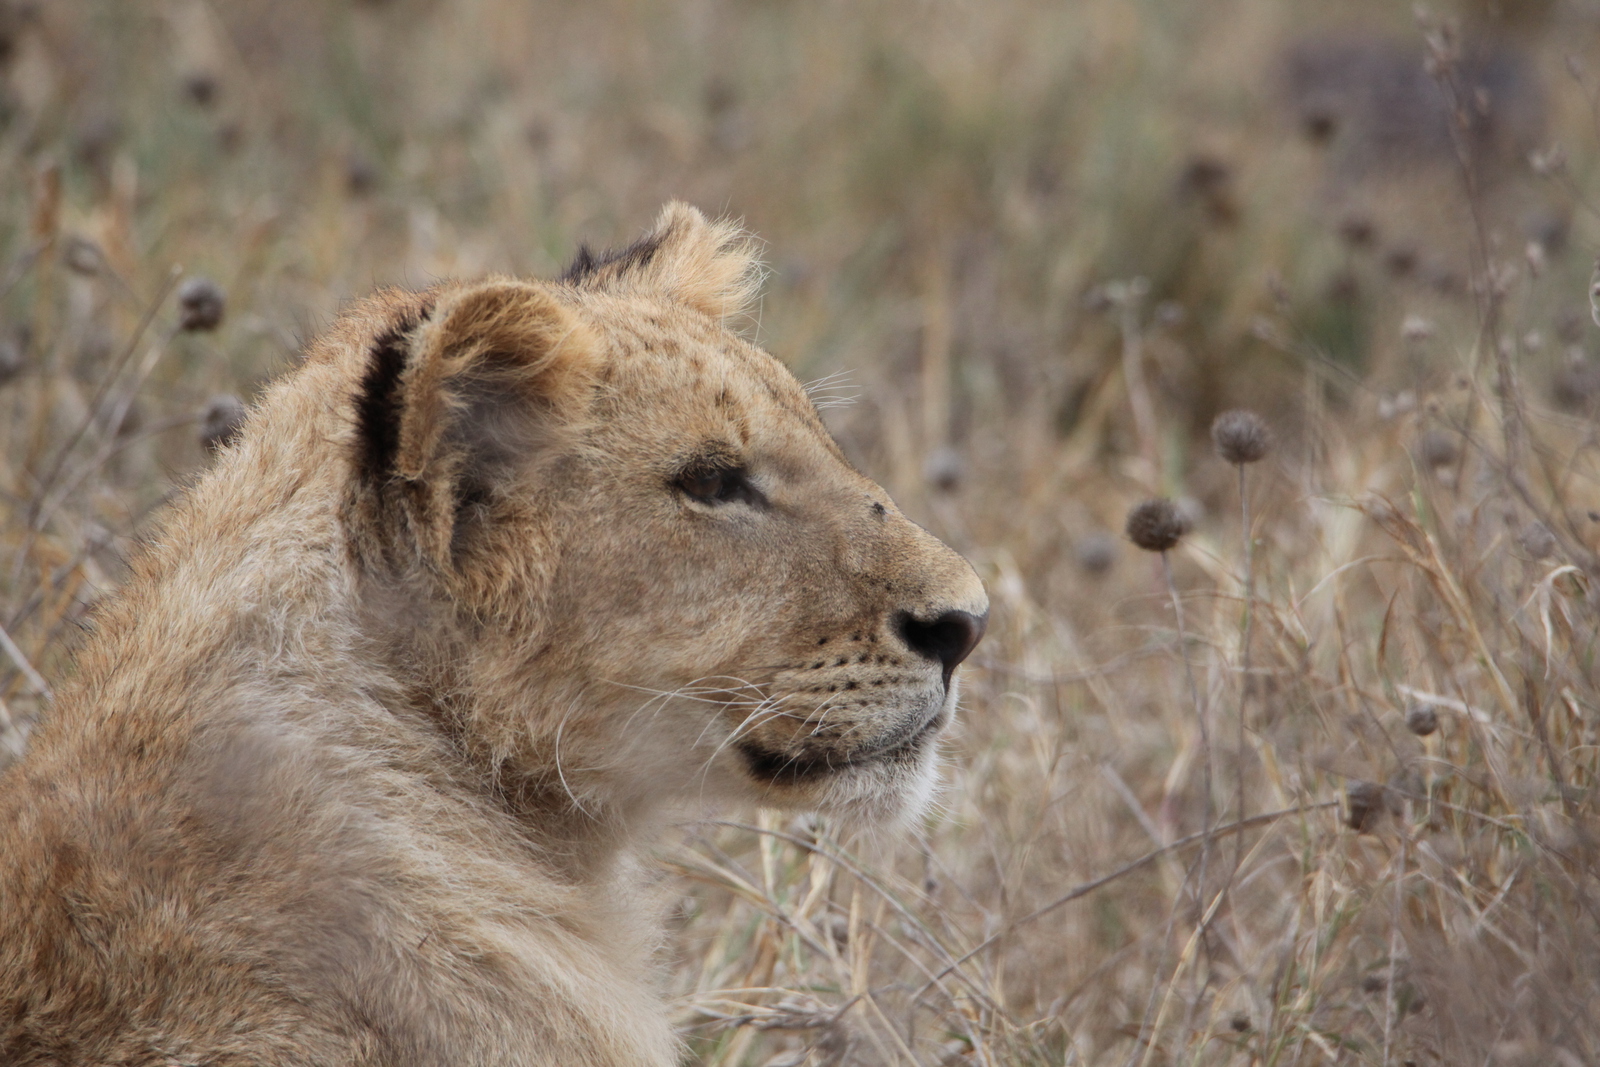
[0,204,987,1066]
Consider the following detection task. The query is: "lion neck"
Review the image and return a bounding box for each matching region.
[369,596,670,887]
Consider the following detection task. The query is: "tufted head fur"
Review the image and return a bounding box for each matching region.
[0,203,987,1065]
[560,201,764,321]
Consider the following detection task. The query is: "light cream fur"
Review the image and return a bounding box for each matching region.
[0,203,987,1066]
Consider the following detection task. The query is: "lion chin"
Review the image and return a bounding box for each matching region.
[813,728,948,830]
[0,202,987,1066]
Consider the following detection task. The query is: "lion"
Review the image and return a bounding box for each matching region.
[0,203,988,1066]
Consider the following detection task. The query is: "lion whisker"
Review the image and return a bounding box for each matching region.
[603,675,771,742]
[801,369,854,396]
[701,695,796,752]
[551,706,596,818]
[691,695,804,783]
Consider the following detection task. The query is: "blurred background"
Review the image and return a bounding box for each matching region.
[3,1,1600,1063]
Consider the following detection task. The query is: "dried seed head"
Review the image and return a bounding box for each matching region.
[1417,429,1459,469]
[1210,409,1271,465]
[1178,156,1231,194]
[1176,156,1237,225]
[73,114,121,175]
[1552,358,1600,410]
[1405,701,1439,737]
[1345,780,1387,833]
[1383,246,1418,277]
[922,446,963,493]
[1075,531,1118,576]
[1080,285,1114,314]
[822,914,850,950]
[1300,107,1337,143]
[1427,266,1463,295]
[1337,215,1376,249]
[1518,520,1557,559]
[0,334,23,388]
[182,71,219,108]
[178,277,226,332]
[64,235,101,276]
[1125,498,1190,553]
[198,394,246,453]
[345,154,380,197]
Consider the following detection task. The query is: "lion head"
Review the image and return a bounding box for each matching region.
[328,203,987,830]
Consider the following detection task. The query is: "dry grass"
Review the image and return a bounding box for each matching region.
[3,1,1600,1063]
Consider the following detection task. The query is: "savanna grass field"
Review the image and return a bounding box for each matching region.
[3,1,1600,1063]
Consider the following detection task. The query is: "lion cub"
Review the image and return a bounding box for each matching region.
[0,204,987,1066]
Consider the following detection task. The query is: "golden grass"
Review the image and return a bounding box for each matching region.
[3,0,1600,1063]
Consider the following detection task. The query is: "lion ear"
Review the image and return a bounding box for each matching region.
[348,279,598,569]
[566,201,763,323]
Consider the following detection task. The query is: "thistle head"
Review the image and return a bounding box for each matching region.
[1125,499,1190,553]
[1211,409,1271,466]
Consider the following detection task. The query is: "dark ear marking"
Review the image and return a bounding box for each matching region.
[354,304,432,486]
[561,244,601,283]
[353,328,407,485]
[560,230,667,285]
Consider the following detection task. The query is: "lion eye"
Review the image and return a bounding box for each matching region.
[675,465,757,506]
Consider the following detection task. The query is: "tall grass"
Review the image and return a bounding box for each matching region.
[3,0,1599,1062]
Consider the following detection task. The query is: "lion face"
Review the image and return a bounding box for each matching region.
[342,204,987,825]
[541,298,987,823]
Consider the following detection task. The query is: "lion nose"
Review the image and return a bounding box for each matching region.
[895,609,988,686]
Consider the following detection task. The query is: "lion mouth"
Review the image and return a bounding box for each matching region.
[738,705,948,785]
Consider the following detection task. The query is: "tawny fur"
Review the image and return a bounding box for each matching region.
[0,203,987,1066]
